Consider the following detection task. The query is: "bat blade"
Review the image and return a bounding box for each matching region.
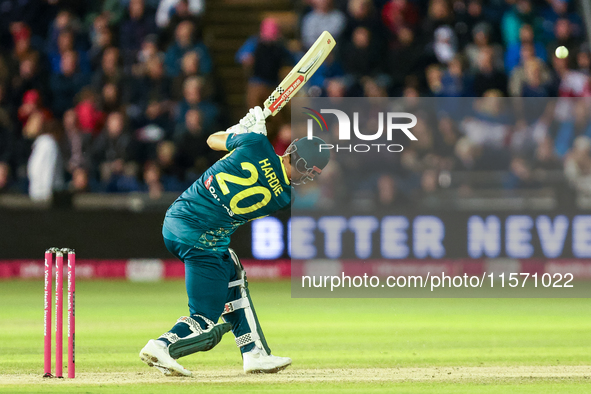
[264,31,336,117]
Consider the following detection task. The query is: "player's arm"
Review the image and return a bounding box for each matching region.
[207,132,230,151]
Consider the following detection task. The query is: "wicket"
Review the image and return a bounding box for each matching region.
[44,248,75,378]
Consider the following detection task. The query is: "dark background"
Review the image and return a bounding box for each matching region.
[2,209,588,260]
[0,208,254,259]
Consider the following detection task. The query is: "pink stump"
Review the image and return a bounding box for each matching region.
[67,251,75,378]
[55,252,64,378]
[43,250,52,377]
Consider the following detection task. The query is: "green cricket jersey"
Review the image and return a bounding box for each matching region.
[163,132,291,252]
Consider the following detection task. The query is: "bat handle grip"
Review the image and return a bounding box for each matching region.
[263,107,272,119]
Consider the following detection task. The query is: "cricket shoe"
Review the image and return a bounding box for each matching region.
[140,339,192,377]
[243,347,292,374]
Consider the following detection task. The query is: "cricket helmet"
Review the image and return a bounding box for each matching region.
[284,136,330,185]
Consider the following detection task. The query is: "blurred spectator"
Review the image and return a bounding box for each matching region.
[426,64,444,96]
[92,111,134,183]
[504,157,541,189]
[69,167,92,193]
[46,10,79,54]
[27,119,65,201]
[376,175,406,208]
[18,90,51,129]
[273,124,292,155]
[132,34,161,76]
[519,58,555,97]
[88,14,115,69]
[464,22,504,71]
[534,136,562,171]
[422,0,454,38]
[75,89,105,136]
[85,1,125,28]
[176,76,218,131]
[387,27,422,90]
[164,20,211,77]
[11,54,49,107]
[326,78,348,97]
[501,0,541,46]
[104,161,142,193]
[171,51,201,101]
[340,27,382,77]
[440,56,472,96]
[301,0,346,48]
[131,56,172,131]
[420,169,439,195]
[554,100,591,157]
[50,51,88,118]
[508,43,554,96]
[346,0,385,41]
[540,0,583,42]
[237,18,293,108]
[381,0,420,35]
[11,22,38,64]
[17,93,47,176]
[156,0,204,28]
[175,109,213,181]
[120,0,157,68]
[48,28,91,75]
[505,24,547,73]
[564,136,591,195]
[0,0,50,40]
[160,0,204,48]
[130,55,174,162]
[462,95,511,147]
[427,25,459,66]
[453,0,487,48]
[552,55,591,97]
[433,116,459,160]
[454,137,477,170]
[155,141,184,188]
[362,76,389,97]
[577,46,591,74]
[473,48,508,96]
[92,47,123,94]
[63,109,92,173]
[100,82,122,113]
[141,161,164,199]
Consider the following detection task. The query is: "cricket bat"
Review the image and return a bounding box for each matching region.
[263,31,336,118]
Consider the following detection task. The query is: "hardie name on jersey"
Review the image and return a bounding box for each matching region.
[259,158,284,196]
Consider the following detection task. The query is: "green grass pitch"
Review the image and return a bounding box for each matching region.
[0,280,590,393]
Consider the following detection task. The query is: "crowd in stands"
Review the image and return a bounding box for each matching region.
[0,0,589,204]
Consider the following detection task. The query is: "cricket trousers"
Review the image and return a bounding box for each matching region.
[163,231,257,354]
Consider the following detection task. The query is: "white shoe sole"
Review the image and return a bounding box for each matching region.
[140,351,192,377]
[245,359,292,374]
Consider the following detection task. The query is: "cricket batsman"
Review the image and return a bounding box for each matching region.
[140,106,329,376]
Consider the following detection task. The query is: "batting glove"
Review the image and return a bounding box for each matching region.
[226,106,267,136]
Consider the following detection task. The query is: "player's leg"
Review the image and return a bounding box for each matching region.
[140,238,232,376]
[165,246,233,355]
[221,248,292,373]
